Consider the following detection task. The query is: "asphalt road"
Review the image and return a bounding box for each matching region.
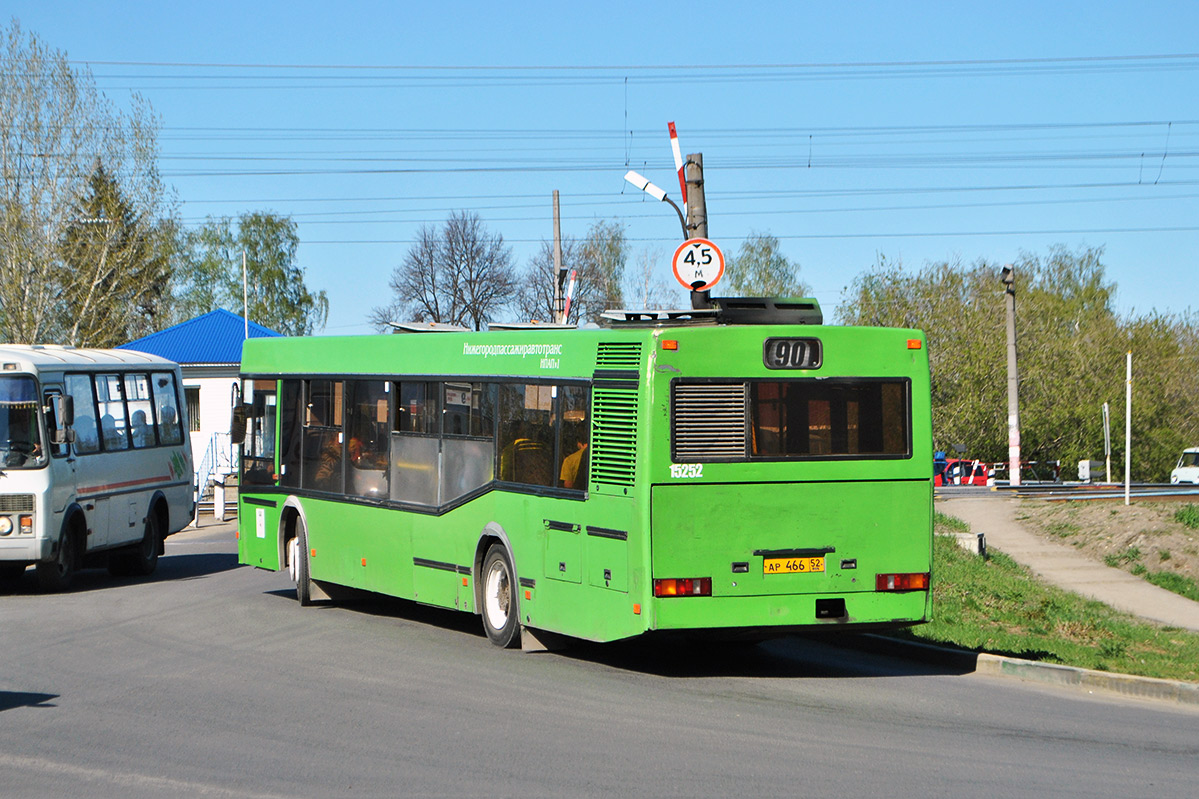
[2,525,1198,798]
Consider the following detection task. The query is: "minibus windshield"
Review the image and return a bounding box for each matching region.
[0,376,46,468]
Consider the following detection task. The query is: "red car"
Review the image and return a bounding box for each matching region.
[934,458,992,486]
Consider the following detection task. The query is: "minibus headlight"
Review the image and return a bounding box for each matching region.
[0,516,12,536]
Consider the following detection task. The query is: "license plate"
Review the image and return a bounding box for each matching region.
[764,556,825,575]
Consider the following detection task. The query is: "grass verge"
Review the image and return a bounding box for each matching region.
[892,513,1199,683]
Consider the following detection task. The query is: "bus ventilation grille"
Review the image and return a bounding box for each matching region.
[672,383,748,460]
[595,341,643,371]
[591,342,642,487]
[0,494,35,513]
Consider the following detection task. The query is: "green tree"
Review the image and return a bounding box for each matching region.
[174,212,328,336]
[580,219,626,314]
[0,20,172,343]
[838,246,1199,481]
[58,163,172,346]
[724,231,810,297]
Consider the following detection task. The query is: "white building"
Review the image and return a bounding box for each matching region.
[120,310,282,494]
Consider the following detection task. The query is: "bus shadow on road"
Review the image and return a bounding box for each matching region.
[0,691,58,712]
[558,634,978,680]
[260,586,977,680]
[263,587,485,638]
[0,552,240,596]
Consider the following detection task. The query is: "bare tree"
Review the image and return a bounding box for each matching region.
[1,21,173,343]
[370,211,515,331]
[514,236,609,324]
[512,219,630,325]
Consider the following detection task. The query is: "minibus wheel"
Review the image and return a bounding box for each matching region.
[130,512,161,576]
[36,527,80,591]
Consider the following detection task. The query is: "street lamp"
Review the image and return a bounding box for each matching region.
[624,170,688,240]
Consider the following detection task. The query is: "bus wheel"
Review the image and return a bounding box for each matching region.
[482,545,520,648]
[36,528,80,592]
[109,511,161,577]
[130,511,161,576]
[293,519,313,607]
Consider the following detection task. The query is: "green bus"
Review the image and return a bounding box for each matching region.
[235,300,933,648]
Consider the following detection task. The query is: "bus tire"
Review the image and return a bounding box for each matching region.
[130,510,161,576]
[110,511,161,577]
[294,518,314,607]
[37,526,80,592]
[481,544,520,649]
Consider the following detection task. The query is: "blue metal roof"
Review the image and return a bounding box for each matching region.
[119,309,282,365]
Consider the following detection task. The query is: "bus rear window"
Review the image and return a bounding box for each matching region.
[750,380,909,458]
[673,379,910,461]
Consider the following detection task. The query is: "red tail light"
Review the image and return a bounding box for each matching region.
[654,577,712,597]
[876,572,930,592]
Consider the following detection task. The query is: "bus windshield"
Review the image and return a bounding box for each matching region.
[0,376,46,468]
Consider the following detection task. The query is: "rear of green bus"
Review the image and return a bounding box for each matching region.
[643,321,932,637]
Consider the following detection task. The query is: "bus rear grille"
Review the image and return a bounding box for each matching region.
[673,383,748,460]
[0,494,35,513]
[596,342,643,371]
[591,386,638,486]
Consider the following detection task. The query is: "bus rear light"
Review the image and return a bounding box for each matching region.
[875,572,930,592]
[19,515,33,535]
[654,577,712,597]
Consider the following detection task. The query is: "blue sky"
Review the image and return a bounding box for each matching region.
[14,1,1199,333]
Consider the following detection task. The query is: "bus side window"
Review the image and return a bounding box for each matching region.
[279,380,303,489]
[345,380,389,499]
[43,390,70,458]
[441,382,496,503]
[150,372,183,446]
[95,374,129,451]
[497,384,553,488]
[65,374,100,455]
[390,381,439,505]
[242,379,278,487]
[302,379,343,493]
[125,373,155,448]
[557,385,590,490]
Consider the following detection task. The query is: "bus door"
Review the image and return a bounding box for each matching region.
[42,386,79,523]
[63,373,115,550]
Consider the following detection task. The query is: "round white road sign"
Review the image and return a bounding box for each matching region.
[672,238,725,291]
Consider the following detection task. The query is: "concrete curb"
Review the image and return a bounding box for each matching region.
[974,652,1199,706]
[854,635,1199,708]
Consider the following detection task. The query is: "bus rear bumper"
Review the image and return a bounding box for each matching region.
[650,590,930,633]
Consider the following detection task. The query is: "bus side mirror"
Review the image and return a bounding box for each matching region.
[231,403,248,445]
[52,395,76,445]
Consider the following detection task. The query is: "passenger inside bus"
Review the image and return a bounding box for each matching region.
[559,423,589,490]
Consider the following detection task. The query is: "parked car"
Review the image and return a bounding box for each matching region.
[934,458,992,487]
[1171,447,1199,485]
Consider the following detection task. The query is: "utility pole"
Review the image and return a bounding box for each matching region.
[243,250,249,340]
[684,153,707,239]
[1001,265,1021,487]
[1125,351,1132,506]
[551,190,565,322]
[684,153,710,309]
